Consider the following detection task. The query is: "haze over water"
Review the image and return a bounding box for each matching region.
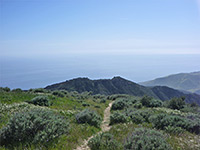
[1,54,200,90]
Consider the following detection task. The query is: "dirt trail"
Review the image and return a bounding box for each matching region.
[74,101,114,150]
[101,101,113,132]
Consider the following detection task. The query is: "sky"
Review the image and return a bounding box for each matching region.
[1,0,200,57]
[1,0,200,89]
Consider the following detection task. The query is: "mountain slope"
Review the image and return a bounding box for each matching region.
[141,71,200,94]
[45,77,157,97]
[150,86,200,104]
[45,77,200,105]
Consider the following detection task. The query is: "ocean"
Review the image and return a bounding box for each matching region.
[0,54,200,90]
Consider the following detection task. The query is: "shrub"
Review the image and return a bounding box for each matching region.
[149,99,163,107]
[76,109,102,127]
[186,114,200,134]
[27,96,51,106]
[164,126,185,135]
[149,114,188,130]
[82,102,90,107]
[52,90,65,97]
[140,95,152,106]
[0,87,10,92]
[130,98,138,104]
[126,109,154,124]
[124,128,171,150]
[129,113,145,124]
[149,113,200,134]
[60,90,68,95]
[107,94,129,100]
[33,88,48,93]
[140,96,162,107]
[100,99,106,103]
[88,133,120,150]
[93,94,106,99]
[0,108,69,146]
[132,103,142,109]
[190,102,198,107]
[181,105,198,113]
[110,112,127,125]
[111,99,127,110]
[95,105,101,108]
[167,97,186,110]
[11,88,23,92]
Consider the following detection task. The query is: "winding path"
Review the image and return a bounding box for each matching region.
[74,101,114,150]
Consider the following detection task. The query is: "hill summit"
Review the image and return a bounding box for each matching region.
[45,76,200,105]
[141,71,200,94]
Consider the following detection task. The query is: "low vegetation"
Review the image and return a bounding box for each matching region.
[76,109,102,128]
[0,89,109,149]
[0,108,69,147]
[88,132,120,150]
[124,128,171,150]
[0,88,200,150]
[110,111,127,125]
[26,95,51,106]
[108,95,200,150]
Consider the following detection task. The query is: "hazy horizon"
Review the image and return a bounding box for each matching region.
[1,54,200,90]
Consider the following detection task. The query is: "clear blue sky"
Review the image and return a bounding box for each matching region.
[1,0,200,57]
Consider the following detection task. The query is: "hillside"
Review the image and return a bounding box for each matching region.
[1,89,200,150]
[45,77,200,105]
[45,77,157,97]
[141,71,200,94]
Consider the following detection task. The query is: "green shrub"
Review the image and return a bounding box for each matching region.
[0,87,10,92]
[107,94,129,100]
[93,94,106,99]
[88,133,120,150]
[11,88,23,92]
[190,102,198,107]
[149,113,200,134]
[0,108,69,146]
[126,109,154,123]
[95,105,101,108]
[76,109,102,127]
[129,113,145,124]
[164,126,185,135]
[82,102,90,107]
[27,96,51,106]
[181,105,198,113]
[110,112,127,125]
[60,90,68,95]
[132,103,142,109]
[167,97,186,110]
[111,99,127,110]
[140,95,151,106]
[33,88,48,93]
[149,99,163,107]
[124,128,171,150]
[186,114,200,134]
[149,114,188,130]
[140,96,162,107]
[100,99,106,103]
[52,90,65,97]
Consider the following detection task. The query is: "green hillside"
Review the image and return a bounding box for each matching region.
[45,77,156,97]
[0,88,200,150]
[45,77,200,105]
[141,71,200,95]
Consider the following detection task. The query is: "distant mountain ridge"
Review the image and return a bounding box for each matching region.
[140,71,200,95]
[46,77,156,97]
[45,76,200,105]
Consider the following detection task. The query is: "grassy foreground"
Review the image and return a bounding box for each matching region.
[0,87,200,150]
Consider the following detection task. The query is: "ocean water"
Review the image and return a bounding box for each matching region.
[0,54,200,90]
